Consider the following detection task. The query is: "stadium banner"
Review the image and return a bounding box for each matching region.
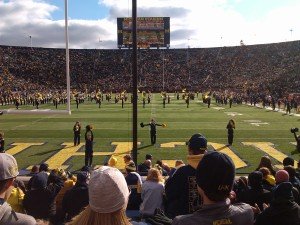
[117,17,170,48]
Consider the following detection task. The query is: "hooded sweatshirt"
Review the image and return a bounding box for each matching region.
[165,154,204,218]
[0,201,36,225]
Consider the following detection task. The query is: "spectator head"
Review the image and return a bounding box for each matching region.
[145,154,153,160]
[125,161,136,173]
[248,171,263,189]
[259,167,271,178]
[76,171,89,184]
[39,162,49,172]
[186,133,207,155]
[146,168,163,183]
[283,157,294,167]
[0,153,19,200]
[175,160,184,167]
[258,156,273,169]
[123,154,132,163]
[89,166,129,213]
[31,172,48,190]
[284,165,297,178]
[67,166,131,225]
[196,151,235,202]
[275,170,289,184]
[144,159,152,168]
[31,165,39,174]
[273,182,294,201]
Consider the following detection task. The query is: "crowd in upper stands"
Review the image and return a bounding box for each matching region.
[1,132,300,225]
[1,41,300,97]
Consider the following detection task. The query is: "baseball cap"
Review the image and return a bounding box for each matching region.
[89,166,129,213]
[31,172,48,189]
[186,133,207,151]
[0,153,19,180]
[77,171,89,183]
[196,151,235,199]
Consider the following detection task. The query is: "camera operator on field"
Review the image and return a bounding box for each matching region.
[291,128,300,152]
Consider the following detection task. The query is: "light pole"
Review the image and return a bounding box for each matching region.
[29,35,32,48]
[290,29,293,40]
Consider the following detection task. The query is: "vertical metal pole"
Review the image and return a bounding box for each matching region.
[163,50,165,91]
[132,0,138,166]
[65,0,71,114]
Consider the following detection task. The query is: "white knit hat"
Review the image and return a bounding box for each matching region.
[89,166,129,213]
[0,153,19,181]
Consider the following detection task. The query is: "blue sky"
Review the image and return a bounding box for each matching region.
[0,0,299,49]
[48,0,109,20]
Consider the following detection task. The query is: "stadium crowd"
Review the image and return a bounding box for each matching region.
[1,133,300,225]
[0,41,300,108]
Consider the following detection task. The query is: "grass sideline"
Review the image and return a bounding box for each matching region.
[1,93,299,173]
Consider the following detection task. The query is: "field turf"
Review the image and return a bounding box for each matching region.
[1,93,299,174]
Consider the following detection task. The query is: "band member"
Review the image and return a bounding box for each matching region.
[226,119,235,146]
[75,97,79,109]
[141,119,166,145]
[73,121,81,146]
[167,95,171,104]
[143,98,146,108]
[186,96,190,108]
[147,94,151,104]
[85,125,94,167]
[229,96,233,108]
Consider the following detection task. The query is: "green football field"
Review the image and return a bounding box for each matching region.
[1,93,299,174]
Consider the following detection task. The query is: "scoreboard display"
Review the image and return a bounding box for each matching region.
[117,17,170,48]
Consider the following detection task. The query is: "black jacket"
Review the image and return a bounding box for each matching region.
[62,182,89,221]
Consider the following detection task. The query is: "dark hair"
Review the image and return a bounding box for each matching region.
[283,157,294,167]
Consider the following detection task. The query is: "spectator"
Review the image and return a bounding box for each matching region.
[168,160,185,177]
[62,171,89,222]
[0,153,36,225]
[172,151,254,225]
[140,168,165,217]
[108,156,118,168]
[255,156,276,176]
[125,162,142,211]
[283,156,295,167]
[254,182,300,225]
[259,167,275,191]
[66,166,133,225]
[138,160,152,176]
[275,169,300,204]
[23,170,64,222]
[165,133,207,218]
[237,171,272,211]
[284,165,300,192]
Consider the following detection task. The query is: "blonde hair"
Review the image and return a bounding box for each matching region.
[67,206,131,225]
[146,168,163,183]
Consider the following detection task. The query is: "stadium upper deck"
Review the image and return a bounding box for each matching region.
[0,40,299,95]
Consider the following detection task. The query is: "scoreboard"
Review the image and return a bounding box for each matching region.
[117,17,170,48]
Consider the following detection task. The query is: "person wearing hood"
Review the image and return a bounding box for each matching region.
[0,153,36,225]
[165,133,207,218]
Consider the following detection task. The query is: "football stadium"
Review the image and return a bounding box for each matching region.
[0,1,300,225]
